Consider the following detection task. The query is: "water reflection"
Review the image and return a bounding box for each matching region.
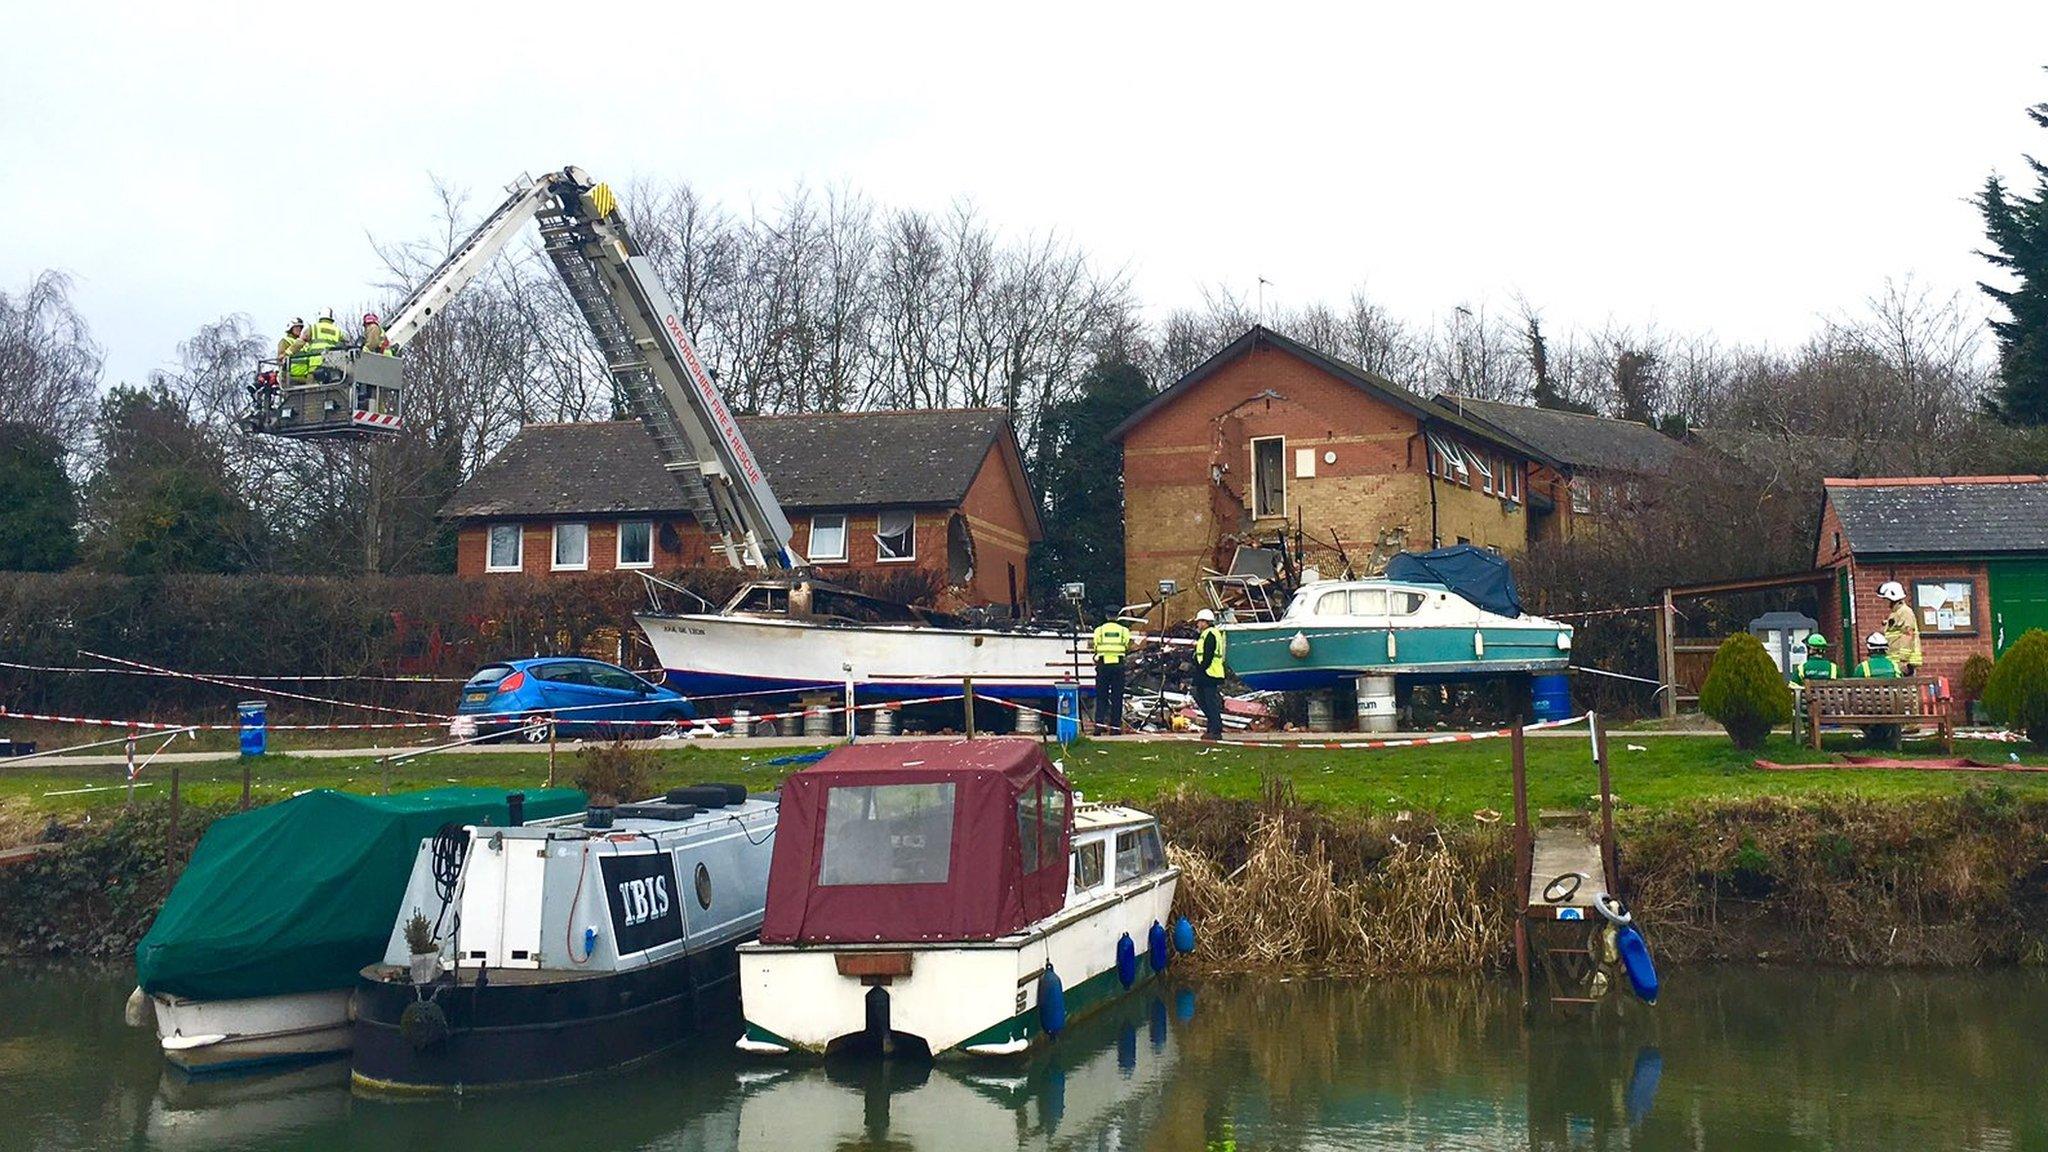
[4,964,2045,1151]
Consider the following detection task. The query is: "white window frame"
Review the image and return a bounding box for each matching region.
[1471,452,1495,494]
[1570,475,1592,514]
[808,512,849,563]
[551,521,589,571]
[615,520,653,570]
[485,523,523,573]
[875,510,917,563]
[1250,436,1286,519]
[1426,432,1470,484]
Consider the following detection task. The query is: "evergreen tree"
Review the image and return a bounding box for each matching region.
[1977,80,2048,425]
[1028,360,1155,612]
[82,385,257,575]
[0,423,78,570]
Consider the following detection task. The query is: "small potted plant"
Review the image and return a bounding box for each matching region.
[403,910,440,984]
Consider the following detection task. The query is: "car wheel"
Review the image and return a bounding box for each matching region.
[752,717,780,738]
[519,714,552,743]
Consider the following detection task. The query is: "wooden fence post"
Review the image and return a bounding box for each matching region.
[547,719,558,788]
[167,764,183,875]
[124,725,138,812]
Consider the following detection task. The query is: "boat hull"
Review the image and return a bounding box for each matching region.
[738,869,1177,1059]
[152,988,354,1074]
[637,612,1093,702]
[350,939,742,1094]
[1222,622,1570,692]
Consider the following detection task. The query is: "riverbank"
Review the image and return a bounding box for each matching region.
[4,734,2046,967]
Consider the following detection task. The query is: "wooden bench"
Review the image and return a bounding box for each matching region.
[1801,677,1952,750]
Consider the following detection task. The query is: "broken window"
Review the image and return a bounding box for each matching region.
[809,513,848,562]
[1251,437,1285,518]
[946,512,975,586]
[876,510,916,562]
[1472,453,1495,494]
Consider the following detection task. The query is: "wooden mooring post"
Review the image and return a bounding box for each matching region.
[167,763,182,877]
[962,678,976,739]
[546,719,558,788]
[124,725,138,812]
[1511,723,1531,1006]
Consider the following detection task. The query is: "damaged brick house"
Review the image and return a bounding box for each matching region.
[440,409,1042,610]
[1110,326,1556,623]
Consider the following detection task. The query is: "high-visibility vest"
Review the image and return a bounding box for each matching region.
[1795,657,1837,684]
[1092,621,1132,664]
[1884,603,1922,666]
[1197,628,1227,679]
[306,319,345,351]
[1853,655,1899,679]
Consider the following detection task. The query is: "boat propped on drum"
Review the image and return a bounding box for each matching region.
[350,784,775,1094]
[736,738,1186,1060]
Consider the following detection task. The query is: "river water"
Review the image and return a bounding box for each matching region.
[3,964,2043,1151]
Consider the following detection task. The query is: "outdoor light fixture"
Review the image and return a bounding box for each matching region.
[1157,579,1178,597]
[1060,582,1086,602]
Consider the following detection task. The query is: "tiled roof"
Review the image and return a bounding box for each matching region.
[1106,326,1564,469]
[440,410,1019,520]
[1826,475,2048,556]
[1434,396,1694,475]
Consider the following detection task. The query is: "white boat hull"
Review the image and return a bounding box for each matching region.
[150,988,354,1073]
[637,612,1094,702]
[738,869,1177,1058]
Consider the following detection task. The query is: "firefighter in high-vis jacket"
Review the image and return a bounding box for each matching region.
[1090,615,1134,735]
[1193,609,1228,741]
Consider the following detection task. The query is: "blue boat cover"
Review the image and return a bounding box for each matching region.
[1383,545,1524,618]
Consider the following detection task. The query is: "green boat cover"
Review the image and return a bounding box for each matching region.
[136,786,584,1001]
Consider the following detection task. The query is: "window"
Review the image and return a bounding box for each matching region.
[1316,590,1354,617]
[1913,579,1977,635]
[1472,453,1495,495]
[809,513,848,562]
[1018,782,1045,873]
[1348,588,1388,616]
[1426,432,1470,485]
[1502,460,1522,503]
[486,524,523,572]
[818,783,956,886]
[1569,476,1592,514]
[533,661,589,684]
[617,520,653,568]
[1251,437,1285,518]
[587,666,645,693]
[1115,825,1166,884]
[552,522,588,570]
[875,510,916,562]
[1390,591,1426,615]
[1072,840,1105,891]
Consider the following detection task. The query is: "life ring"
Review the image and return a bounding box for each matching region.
[1542,872,1584,903]
[1594,891,1634,926]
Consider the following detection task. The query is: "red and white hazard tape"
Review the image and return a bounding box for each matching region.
[81,651,446,720]
[0,660,462,684]
[0,708,444,732]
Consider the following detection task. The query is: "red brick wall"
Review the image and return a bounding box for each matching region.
[1816,492,1994,679]
[957,445,1036,606]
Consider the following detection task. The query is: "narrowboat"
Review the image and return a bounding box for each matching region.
[736,738,1185,1059]
[129,786,584,1074]
[350,784,776,1093]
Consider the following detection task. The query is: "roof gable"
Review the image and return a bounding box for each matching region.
[439,410,1028,522]
[1825,475,2048,556]
[1108,325,1559,467]
[1435,396,1694,475]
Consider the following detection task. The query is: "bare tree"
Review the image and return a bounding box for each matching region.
[0,271,104,445]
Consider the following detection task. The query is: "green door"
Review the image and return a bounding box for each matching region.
[1989,560,2048,654]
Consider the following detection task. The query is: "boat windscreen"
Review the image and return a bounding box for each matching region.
[818,782,956,885]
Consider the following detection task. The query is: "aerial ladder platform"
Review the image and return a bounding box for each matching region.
[247,167,797,572]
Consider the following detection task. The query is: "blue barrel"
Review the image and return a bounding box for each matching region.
[1531,673,1572,722]
[237,700,268,757]
[1054,683,1081,743]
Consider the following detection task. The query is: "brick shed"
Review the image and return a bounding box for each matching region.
[1109,326,1555,623]
[441,410,1041,610]
[1815,475,2048,681]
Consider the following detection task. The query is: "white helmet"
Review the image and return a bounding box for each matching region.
[1878,581,1906,602]
[1866,631,1890,649]
[1195,608,1217,624]
[319,307,335,322]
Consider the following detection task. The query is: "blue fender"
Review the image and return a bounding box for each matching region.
[1175,987,1197,1022]
[1115,933,1138,989]
[1617,925,1659,1004]
[1173,915,1196,954]
[1038,964,1067,1035]
[1625,1046,1664,1126]
[1149,996,1168,1048]
[1148,921,1170,972]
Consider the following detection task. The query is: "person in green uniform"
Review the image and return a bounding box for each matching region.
[1793,633,1837,684]
[1852,631,1902,749]
[1090,615,1134,735]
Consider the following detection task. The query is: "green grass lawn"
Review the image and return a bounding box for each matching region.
[5,732,2044,822]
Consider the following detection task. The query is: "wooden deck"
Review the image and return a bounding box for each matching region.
[1525,812,1606,917]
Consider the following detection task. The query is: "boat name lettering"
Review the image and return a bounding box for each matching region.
[600,853,686,955]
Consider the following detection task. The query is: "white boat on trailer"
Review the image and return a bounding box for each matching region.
[736,738,1186,1060]
[637,576,1095,713]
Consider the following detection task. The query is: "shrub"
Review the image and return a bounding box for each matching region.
[573,740,658,805]
[1958,653,1995,703]
[1699,632,1792,749]
[1983,629,2048,748]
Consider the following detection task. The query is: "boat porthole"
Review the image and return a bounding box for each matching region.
[695,862,713,909]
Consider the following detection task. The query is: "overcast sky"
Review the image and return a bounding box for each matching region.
[6,2,2047,392]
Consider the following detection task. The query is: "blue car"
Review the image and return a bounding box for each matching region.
[453,657,695,742]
